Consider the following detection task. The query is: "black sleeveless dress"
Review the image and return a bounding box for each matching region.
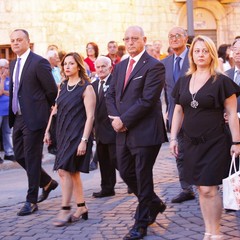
[53,80,92,173]
[172,74,240,186]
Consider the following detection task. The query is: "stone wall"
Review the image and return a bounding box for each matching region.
[0,0,240,57]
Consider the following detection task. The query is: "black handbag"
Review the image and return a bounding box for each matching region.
[48,113,57,154]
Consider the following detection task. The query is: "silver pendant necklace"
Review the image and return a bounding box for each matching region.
[191,93,199,108]
[67,79,80,92]
[190,73,210,109]
[190,74,199,108]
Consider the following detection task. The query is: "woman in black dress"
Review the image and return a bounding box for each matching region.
[170,36,240,239]
[44,52,96,226]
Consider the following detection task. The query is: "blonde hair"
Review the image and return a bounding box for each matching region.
[186,35,222,77]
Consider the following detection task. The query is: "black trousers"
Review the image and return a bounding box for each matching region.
[96,142,117,192]
[116,143,161,228]
[13,116,51,203]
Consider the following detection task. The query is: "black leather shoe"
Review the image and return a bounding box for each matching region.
[148,200,166,225]
[0,157,3,164]
[17,201,38,216]
[4,155,15,161]
[92,190,115,198]
[127,187,133,194]
[225,209,237,213]
[89,161,98,171]
[37,179,58,203]
[123,227,147,240]
[171,191,195,203]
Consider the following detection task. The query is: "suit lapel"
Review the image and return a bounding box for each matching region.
[95,76,111,108]
[231,68,235,81]
[123,52,149,91]
[180,50,189,77]
[120,59,129,91]
[19,52,32,89]
[92,79,99,94]
[168,55,175,85]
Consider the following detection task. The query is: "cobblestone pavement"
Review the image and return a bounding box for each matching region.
[0,143,239,240]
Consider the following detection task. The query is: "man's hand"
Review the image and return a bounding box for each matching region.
[109,115,127,132]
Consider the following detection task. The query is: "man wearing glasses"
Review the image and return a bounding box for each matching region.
[106,25,167,240]
[162,26,195,203]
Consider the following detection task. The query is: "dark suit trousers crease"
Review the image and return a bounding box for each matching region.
[13,116,52,203]
[96,142,117,192]
[116,143,161,228]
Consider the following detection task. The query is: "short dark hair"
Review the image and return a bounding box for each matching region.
[232,39,240,47]
[13,29,29,40]
[108,41,118,46]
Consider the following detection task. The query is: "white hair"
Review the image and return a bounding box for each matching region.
[0,58,9,67]
[95,56,112,67]
[46,49,58,60]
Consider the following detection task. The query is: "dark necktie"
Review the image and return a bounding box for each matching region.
[98,80,105,99]
[12,58,21,114]
[173,57,181,82]
[123,59,135,89]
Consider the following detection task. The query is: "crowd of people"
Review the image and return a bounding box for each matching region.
[0,26,240,240]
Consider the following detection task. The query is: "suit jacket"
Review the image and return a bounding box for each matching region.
[106,51,167,147]
[9,51,58,131]
[161,50,189,128]
[225,67,240,112]
[92,75,116,144]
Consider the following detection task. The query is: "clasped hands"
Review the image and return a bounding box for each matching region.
[108,115,127,132]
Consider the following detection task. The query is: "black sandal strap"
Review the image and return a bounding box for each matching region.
[77,202,85,207]
[61,206,71,210]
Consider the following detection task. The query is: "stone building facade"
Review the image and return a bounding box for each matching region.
[0,0,240,60]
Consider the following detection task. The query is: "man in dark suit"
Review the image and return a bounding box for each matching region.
[226,39,240,111]
[106,25,167,240]
[161,26,195,203]
[9,29,58,216]
[225,39,240,213]
[92,56,117,198]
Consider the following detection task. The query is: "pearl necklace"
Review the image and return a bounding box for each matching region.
[67,79,81,92]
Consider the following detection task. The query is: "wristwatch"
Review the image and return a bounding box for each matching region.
[81,137,88,143]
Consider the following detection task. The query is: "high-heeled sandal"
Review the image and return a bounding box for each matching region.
[211,235,223,239]
[71,202,88,222]
[203,233,211,240]
[53,206,71,227]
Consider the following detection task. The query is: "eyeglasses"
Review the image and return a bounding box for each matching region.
[193,49,209,55]
[86,47,94,50]
[122,37,140,42]
[168,34,184,40]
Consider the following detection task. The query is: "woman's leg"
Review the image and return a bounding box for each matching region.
[197,186,222,238]
[53,169,73,224]
[59,169,73,206]
[71,172,88,218]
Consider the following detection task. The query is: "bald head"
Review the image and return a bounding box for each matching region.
[123,26,147,57]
